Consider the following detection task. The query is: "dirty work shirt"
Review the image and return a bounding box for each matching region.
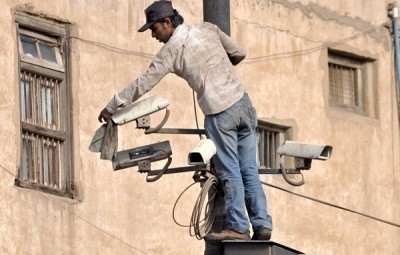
[105,22,246,115]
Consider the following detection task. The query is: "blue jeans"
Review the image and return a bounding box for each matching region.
[205,93,273,233]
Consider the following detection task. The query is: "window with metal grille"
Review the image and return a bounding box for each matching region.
[15,15,72,197]
[256,122,289,169]
[329,63,360,107]
[328,51,365,112]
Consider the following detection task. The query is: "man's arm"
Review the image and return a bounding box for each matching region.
[98,51,172,122]
[216,26,246,65]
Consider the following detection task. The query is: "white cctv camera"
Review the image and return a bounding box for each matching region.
[111,95,169,125]
[276,140,333,185]
[112,140,172,171]
[277,140,333,160]
[188,139,216,166]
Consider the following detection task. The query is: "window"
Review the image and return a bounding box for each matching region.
[19,30,64,72]
[256,121,290,169]
[15,15,72,197]
[328,50,376,117]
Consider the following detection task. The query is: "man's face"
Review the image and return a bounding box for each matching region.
[150,20,173,44]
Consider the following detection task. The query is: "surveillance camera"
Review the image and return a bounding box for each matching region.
[188,139,216,166]
[111,95,169,125]
[112,140,172,171]
[277,140,333,160]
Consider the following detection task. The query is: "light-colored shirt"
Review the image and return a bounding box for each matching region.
[106,22,246,115]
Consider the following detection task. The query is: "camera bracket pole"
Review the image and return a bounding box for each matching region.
[109,95,312,182]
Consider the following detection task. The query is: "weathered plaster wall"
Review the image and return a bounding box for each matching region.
[233,1,399,254]
[0,0,399,254]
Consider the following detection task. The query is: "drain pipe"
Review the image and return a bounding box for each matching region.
[203,0,230,35]
[390,2,400,94]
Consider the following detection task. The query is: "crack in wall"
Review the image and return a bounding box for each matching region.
[233,17,321,46]
[270,0,385,41]
[234,0,387,44]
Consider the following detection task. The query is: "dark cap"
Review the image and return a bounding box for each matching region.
[138,1,175,32]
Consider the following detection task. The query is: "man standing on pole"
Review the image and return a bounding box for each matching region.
[98,0,273,241]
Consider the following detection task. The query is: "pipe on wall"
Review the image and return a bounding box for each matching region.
[203,0,230,35]
[391,2,400,95]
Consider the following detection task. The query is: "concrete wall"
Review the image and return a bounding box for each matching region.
[0,0,399,254]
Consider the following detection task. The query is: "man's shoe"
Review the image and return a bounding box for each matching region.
[252,228,272,240]
[205,229,250,243]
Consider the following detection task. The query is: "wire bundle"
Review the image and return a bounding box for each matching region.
[189,174,218,239]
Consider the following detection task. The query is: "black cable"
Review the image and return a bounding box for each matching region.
[0,164,16,177]
[67,36,154,59]
[172,174,218,240]
[189,175,218,239]
[172,181,197,228]
[244,23,387,63]
[68,22,386,66]
[261,181,400,228]
[192,89,204,140]
[279,156,304,186]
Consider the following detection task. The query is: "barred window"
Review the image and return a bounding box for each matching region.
[329,62,361,108]
[15,15,72,197]
[328,50,376,116]
[256,122,290,169]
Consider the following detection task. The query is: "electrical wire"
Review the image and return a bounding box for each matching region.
[244,22,387,63]
[169,86,210,237]
[192,89,204,140]
[0,163,16,177]
[172,174,218,240]
[172,181,197,228]
[67,36,154,59]
[189,174,218,239]
[261,181,400,228]
[279,155,304,186]
[67,22,387,66]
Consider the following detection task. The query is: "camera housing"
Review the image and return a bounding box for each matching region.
[112,140,172,171]
[111,95,169,125]
[277,140,332,160]
[188,139,216,166]
[277,140,333,170]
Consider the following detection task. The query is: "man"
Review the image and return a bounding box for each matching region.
[98,0,273,241]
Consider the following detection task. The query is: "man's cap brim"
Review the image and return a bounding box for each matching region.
[138,1,175,32]
[138,22,155,32]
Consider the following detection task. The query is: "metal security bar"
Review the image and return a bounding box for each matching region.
[329,63,360,107]
[20,71,60,130]
[19,70,64,190]
[21,132,62,189]
[256,128,281,169]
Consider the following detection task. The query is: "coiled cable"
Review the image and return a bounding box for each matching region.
[172,172,218,240]
[189,174,218,239]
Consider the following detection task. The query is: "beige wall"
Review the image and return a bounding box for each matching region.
[1,0,399,254]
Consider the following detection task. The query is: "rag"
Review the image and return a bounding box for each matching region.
[89,120,118,160]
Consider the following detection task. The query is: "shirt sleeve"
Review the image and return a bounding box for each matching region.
[216,25,247,65]
[105,49,173,113]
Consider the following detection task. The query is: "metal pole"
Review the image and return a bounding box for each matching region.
[392,2,400,94]
[202,2,230,254]
[203,0,230,35]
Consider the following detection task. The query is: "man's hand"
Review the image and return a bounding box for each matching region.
[98,108,113,123]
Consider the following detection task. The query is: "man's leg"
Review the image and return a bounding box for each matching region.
[204,103,250,235]
[237,93,273,238]
[238,129,273,231]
